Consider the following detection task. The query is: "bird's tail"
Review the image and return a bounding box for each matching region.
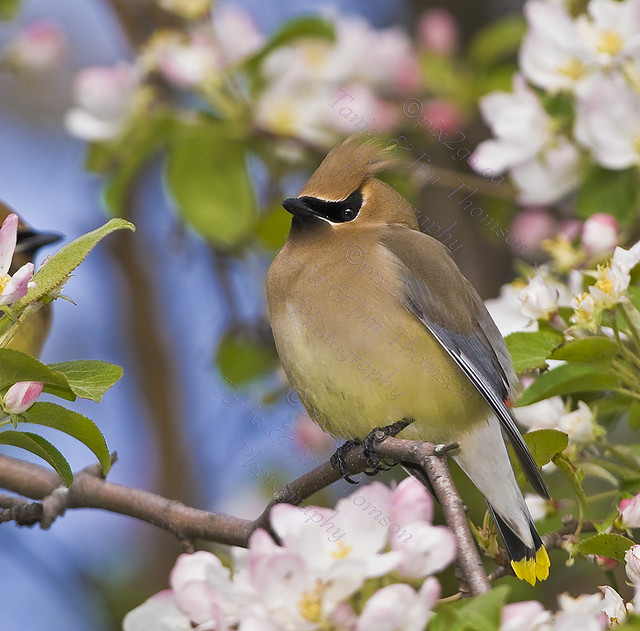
[489,506,549,585]
[402,415,550,585]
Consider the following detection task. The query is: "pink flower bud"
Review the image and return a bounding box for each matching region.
[417,9,460,55]
[3,381,43,414]
[620,493,640,528]
[293,413,333,452]
[421,99,462,134]
[6,21,68,72]
[510,207,558,256]
[581,213,619,257]
[73,64,137,121]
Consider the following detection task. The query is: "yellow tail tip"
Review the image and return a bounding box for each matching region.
[511,546,550,586]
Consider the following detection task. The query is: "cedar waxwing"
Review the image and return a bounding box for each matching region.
[266,136,550,585]
[0,201,62,357]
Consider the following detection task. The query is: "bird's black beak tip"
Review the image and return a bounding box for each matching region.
[282,197,312,217]
[16,230,64,255]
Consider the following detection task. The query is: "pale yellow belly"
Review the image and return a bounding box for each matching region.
[267,240,489,443]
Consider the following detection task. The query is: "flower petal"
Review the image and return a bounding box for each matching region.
[0,213,18,277]
[0,262,34,306]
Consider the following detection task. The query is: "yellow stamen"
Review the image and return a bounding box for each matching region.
[0,274,10,294]
[597,30,623,56]
[303,43,328,69]
[331,540,353,560]
[557,57,586,80]
[298,581,323,623]
[595,264,614,295]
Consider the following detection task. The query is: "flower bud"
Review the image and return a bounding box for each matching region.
[417,9,459,55]
[582,213,618,257]
[620,493,640,529]
[5,22,68,72]
[3,381,43,414]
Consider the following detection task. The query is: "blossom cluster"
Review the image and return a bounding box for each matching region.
[124,478,456,631]
[58,5,428,146]
[473,0,640,204]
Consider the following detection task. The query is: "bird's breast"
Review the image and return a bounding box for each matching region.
[266,234,487,442]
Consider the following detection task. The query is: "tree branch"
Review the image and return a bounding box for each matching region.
[0,434,491,594]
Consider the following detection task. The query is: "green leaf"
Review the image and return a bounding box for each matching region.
[13,218,135,310]
[215,327,279,385]
[510,429,568,488]
[505,328,564,373]
[618,613,640,630]
[26,402,111,475]
[524,429,569,467]
[166,120,256,249]
[47,360,123,402]
[516,362,621,407]
[0,430,73,486]
[0,0,21,20]
[576,165,640,227]
[629,400,640,430]
[0,349,74,401]
[467,16,526,68]
[244,16,335,72]
[431,585,510,631]
[550,336,619,363]
[574,532,634,563]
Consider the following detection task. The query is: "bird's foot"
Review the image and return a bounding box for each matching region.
[361,417,415,476]
[330,440,361,484]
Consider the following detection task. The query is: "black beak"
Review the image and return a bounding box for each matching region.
[282,197,315,217]
[15,230,63,255]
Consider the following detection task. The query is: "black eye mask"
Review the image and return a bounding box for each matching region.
[283,189,363,223]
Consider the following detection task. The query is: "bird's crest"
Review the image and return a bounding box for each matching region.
[300,134,394,201]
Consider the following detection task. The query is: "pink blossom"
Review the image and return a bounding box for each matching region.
[391,522,457,578]
[212,5,265,64]
[390,476,433,526]
[355,578,439,631]
[417,9,460,55]
[626,545,640,584]
[510,207,558,255]
[3,381,43,414]
[599,585,629,626]
[0,213,35,307]
[420,100,463,134]
[621,493,640,528]
[65,63,138,140]
[582,213,618,257]
[156,32,221,89]
[500,600,552,631]
[5,21,68,72]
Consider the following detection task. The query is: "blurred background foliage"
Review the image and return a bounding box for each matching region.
[3,0,640,628]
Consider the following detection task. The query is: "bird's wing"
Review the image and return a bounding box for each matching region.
[380,226,549,498]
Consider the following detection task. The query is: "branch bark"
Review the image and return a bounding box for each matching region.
[0,435,493,594]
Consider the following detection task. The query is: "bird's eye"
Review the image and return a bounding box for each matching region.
[342,208,356,221]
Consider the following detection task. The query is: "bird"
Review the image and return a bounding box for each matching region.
[265,135,550,585]
[0,201,62,357]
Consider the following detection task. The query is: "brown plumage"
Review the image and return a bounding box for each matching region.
[266,135,550,584]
